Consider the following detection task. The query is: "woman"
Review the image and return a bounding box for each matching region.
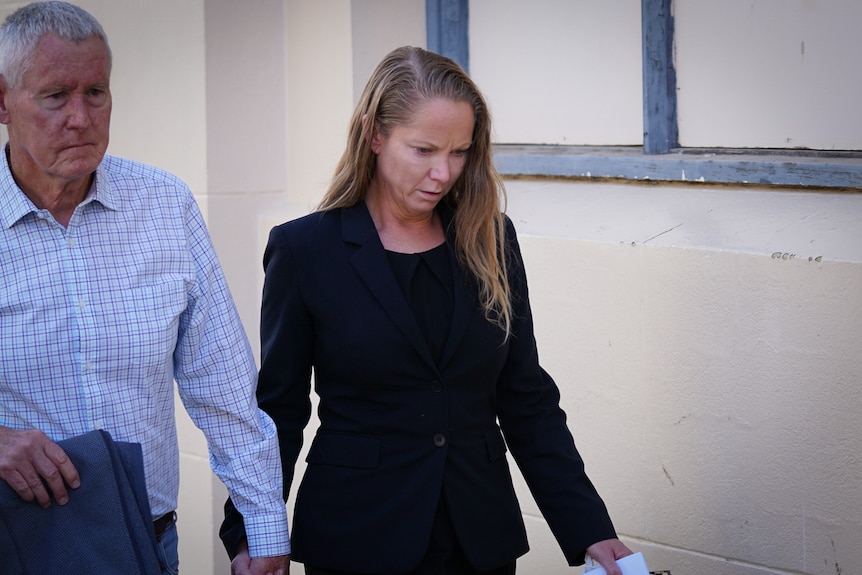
[222,46,632,575]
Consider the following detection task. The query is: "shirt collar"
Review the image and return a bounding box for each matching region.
[90,160,121,211]
[0,143,118,229]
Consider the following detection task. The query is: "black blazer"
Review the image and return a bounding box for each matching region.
[221,203,616,573]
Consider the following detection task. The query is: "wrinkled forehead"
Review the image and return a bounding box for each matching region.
[17,32,108,81]
[24,33,111,78]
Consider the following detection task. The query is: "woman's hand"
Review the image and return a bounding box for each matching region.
[585,538,634,575]
[230,540,289,575]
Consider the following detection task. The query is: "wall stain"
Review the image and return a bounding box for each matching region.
[832,539,842,575]
[673,413,691,425]
[662,464,675,487]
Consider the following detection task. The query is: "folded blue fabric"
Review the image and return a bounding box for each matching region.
[0,429,161,574]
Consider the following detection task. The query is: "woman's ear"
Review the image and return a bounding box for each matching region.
[363,115,382,154]
[370,131,382,154]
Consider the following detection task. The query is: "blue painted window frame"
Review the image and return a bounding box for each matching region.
[426,0,469,74]
[426,0,861,190]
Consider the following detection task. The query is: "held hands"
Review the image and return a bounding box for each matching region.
[0,427,80,508]
[231,541,289,575]
[585,538,634,575]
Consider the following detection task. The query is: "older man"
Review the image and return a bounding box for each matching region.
[0,3,289,574]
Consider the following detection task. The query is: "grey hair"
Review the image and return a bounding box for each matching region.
[0,1,111,88]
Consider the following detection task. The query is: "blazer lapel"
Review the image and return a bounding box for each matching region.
[437,209,476,371]
[342,203,439,373]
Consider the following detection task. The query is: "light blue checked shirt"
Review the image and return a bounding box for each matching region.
[0,150,290,557]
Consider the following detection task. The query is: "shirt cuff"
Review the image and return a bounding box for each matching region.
[244,509,291,558]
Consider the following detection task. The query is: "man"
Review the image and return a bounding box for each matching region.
[0,3,289,574]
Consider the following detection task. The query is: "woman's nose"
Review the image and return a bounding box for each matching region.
[429,155,451,182]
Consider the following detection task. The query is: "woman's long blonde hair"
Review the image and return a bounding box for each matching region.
[318,46,512,338]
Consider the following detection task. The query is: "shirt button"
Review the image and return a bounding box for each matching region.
[430,380,442,392]
[433,433,446,447]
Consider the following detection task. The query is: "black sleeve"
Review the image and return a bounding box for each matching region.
[495,216,617,565]
[219,223,314,558]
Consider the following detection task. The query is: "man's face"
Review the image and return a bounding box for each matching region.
[0,33,111,189]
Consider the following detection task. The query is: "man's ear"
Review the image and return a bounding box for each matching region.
[0,76,12,126]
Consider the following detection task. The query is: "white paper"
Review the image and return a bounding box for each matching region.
[582,551,650,575]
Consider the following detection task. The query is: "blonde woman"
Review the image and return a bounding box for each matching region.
[222,46,632,575]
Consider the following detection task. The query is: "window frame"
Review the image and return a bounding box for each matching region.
[427,0,862,190]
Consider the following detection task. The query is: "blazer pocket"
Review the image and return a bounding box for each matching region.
[306,432,380,469]
[484,428,508,462]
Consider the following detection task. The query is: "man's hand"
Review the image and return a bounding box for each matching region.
[231,542,289,575]
[0,427,80,508]
[586,538,633,575]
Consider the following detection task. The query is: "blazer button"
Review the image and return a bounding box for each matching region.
[431,380,442,392]
[433,433,447,447]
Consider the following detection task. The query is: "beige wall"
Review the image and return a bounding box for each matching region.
[505,181,862,575]
[2,1,859,574]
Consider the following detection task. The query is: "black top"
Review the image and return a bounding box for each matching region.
[385,243,453,365]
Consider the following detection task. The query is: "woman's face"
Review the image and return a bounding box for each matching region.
[369,97,474,220]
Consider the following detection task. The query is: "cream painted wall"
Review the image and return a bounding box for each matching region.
[350,0,426,103]
[505,180,862,575]
[283,0,354,212]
